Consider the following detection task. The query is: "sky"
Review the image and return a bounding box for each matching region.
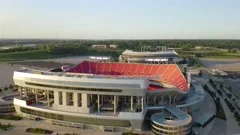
[0,0,240,39]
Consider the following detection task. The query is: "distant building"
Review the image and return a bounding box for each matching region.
[119,49,183,64]
[92,45,107,49]
[195,46,203,50]
[0,44,38,50]
[211,69,228,76]
[109,44,118,48]
[187,67,200,76]
[22,44,38,48]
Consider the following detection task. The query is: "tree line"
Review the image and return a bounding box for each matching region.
[1,40,240,59]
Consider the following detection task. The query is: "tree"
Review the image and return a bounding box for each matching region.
[9,84,13,89]
[38,44,46,50]
[0,88,2,93]
[199,71,202,77]
[46,43,55,53]
[4,87,8,91]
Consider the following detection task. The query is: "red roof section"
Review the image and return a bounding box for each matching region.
[67,61,188,92]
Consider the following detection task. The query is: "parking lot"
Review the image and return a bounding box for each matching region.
[224,79,240,98]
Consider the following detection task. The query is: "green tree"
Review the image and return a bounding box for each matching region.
[46,43,55,53]
[9,84,13,89]
[38,44,46,50]
[4,87,8,91]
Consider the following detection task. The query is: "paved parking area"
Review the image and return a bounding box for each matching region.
[0,63,20,88]
[224,79,240,98]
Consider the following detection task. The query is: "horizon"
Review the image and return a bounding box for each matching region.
[1,0,240,39]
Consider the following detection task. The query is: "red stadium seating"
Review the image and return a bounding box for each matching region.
[117,63,124,75]
[68,61,188,92]
[148,85,164,91]
[136,64,145,76]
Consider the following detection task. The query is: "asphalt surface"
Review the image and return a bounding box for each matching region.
[207,81,240,135]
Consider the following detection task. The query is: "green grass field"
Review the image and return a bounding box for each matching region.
[0,50,60,61]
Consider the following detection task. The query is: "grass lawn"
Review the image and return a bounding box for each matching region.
[0,115,22,120]
[215,99,227,120]
[234,103,240,111]
[26,128,53,134]
[0,123,12,131]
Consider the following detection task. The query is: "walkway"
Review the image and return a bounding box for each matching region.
[0,118,121,135]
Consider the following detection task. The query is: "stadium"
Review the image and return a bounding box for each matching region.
[12,55,205,134]
[119,49,184,64]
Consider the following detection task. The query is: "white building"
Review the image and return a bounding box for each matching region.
[119,49,184,64]
[92,45,107,49]
[109,45,118,48]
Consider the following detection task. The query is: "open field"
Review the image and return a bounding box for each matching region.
[200,58,240,71]
[0,50,60,61]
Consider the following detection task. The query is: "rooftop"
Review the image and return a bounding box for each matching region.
[151,106,192,126]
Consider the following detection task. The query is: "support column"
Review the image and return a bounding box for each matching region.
[161,96,164,105]
[169,96,172,105]
[54,91,59,105]
[114,95,116,114]
[98,94,100,113]
[35,89,38,105]
[154,96,156,106]
[47,90,49,107]
[24,88,27,97]
[173,96,177,104]
[131,96,133,111]
[90,94,92,103]
[19,87,22,97]
[177,97,179,103]
[82,93,90,108]
[145,95,148,106]
[73,92,78,107]
[62,91,67,106]
[101,95,104,105]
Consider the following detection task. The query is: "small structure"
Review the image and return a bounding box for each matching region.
[92,45,107,49]
[195,46,203,50]
[187,67,200,76]
[151,106,192,135]
[109,45,117,48]
[211,69,228,76]
[61,65,70,72]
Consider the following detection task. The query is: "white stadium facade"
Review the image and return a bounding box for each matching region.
[12,52,205,134]
[119,49,184,64]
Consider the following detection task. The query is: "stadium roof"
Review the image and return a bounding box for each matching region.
[122,49,178,56]
[67,61,188,92]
